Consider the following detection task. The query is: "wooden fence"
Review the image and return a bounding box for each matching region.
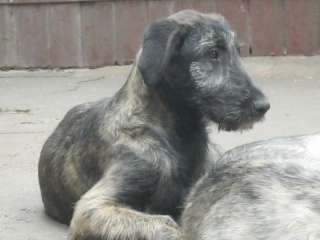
[0,0,320,68]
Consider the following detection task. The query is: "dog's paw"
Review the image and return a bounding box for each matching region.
[149,215,183,240]
[151,224,183,240]
[151,214,180,229]
[69,212,183,240]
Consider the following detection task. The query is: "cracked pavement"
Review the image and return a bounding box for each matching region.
[1,56,320,240]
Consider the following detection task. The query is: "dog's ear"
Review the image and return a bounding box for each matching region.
[138,20,188,87]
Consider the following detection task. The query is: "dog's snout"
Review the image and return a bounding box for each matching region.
[254,99,270,114]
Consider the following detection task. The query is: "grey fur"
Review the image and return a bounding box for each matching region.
[38,10,269,240]
[182,133,320,240]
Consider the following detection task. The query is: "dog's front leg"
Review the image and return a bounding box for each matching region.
[69,158,183,240]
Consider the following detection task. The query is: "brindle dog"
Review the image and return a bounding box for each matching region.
[38,10,270,240]
[182,133,320,240]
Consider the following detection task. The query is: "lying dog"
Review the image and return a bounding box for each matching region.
[182,133,320,240]
[38,10,269,240]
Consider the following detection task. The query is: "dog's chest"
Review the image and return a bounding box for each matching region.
[146,174,194,219]
[146,147,207,219]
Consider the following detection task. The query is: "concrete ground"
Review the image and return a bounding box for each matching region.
[0,56,320,240]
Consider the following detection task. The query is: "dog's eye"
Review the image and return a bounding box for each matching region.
[208,48,218,59]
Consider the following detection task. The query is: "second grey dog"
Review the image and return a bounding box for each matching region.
[182,133,320,240]
[38,10,269,240]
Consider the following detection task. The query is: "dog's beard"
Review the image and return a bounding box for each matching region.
[217,114,265,132]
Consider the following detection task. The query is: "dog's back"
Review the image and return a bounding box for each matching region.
[182,134,320,240]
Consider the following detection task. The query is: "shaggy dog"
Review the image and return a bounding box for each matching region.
[182,133,320,240]
[38,10,269,240]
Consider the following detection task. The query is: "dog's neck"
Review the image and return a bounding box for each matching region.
[120,63,207,144]
[123,63,153,107]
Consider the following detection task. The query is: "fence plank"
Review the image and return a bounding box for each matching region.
[0,6,7,67]
[147,0,173,22]
[0,0,112,5]
[3,5,19,66]
[80,1,114,67]
[174,0,215,13]
[249,0,285,56]
[192,0,215,13]
[14,4,49,67]
[114,0,148,64]
[47,3,82,67]
[173,0,194,11]
[215,0,249,56]
[285,0,320,55]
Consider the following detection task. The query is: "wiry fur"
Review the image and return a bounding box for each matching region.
[182,133,320,240]
[38,10,269,240]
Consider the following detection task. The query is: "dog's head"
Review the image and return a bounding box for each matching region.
[138,10,270,131]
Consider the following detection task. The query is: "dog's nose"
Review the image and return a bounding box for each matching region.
[254,100,270,114]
